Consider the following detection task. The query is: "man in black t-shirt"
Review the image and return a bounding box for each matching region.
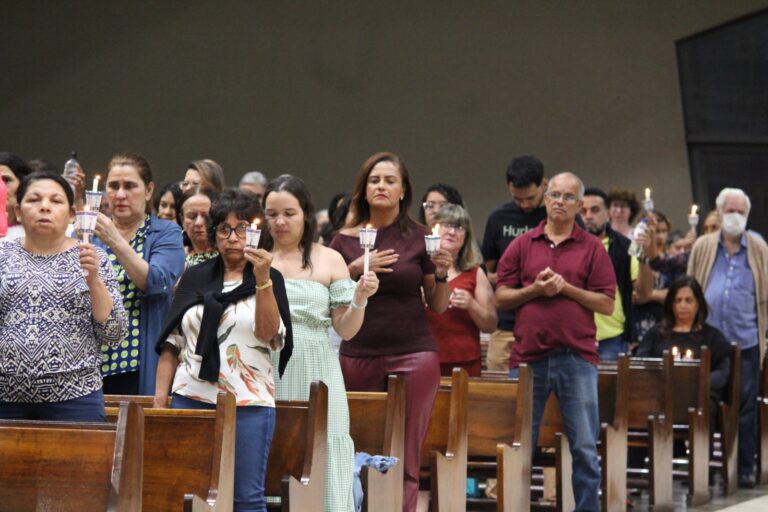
[482,155,547,371]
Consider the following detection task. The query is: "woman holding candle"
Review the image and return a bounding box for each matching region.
[154,188,292,512]
[94,152,186,395]
[0,171,127,421]
[262,174,378,512]
[329,152,451,512]
[637,275,731,416]
[177,186,219,267]
[425,204,497,376]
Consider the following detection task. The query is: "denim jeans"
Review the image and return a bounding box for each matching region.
[0,389,106,422]
[597,334,628,363]
[512,349,601,512]
[738,346,759,477]
[172,393,276,512]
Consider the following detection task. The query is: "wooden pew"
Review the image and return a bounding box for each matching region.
[626,349,711,509]
[267,380,328,512]
[105,391,235,512]
[420,367,469,512]
[537,355,630,512]
[714,343,741,495]
[0,401,144,512]
[760,351,768,485]
[347,374,406,512]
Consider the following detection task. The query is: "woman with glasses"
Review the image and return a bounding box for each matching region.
[154,188,292,512]
[94,152,186,395]
[329,152,452,512]
[426,204,497,376]
[180,159,226,194]
[418,182,464,227]
[263,175,378,512]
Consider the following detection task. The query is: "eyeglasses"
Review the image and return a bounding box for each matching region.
[215,223,249,239]
[546,191,579,204]
[440,224,466,234]
[423,201,447,211]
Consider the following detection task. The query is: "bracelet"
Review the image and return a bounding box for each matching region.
[256,279,273,291]
[350,298,367,309]
[434,272,448,283]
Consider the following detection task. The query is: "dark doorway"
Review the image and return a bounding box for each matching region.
[677,8,768,236]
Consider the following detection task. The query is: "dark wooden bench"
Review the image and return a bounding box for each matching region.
[713,343,741,495]
[420,367,469,512]
[267,380,328,512]
[760,351,768,485]
[626,349,711,509]
[347,374,405,512]
[0,401,144,512]
[105,391,235,512]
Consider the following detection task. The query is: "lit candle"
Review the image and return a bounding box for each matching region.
[425,223,441,255]
[687,204,699,232]
[246,218,261,249]
[359,224,377,276]
[684,349,693,361]
[92,174,100,193]
[643,187,654,214]
[671,346,678,359]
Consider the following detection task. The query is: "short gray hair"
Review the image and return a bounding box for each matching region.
[239,171,267,186]
[546,172,585,200]
[715,187,751,216]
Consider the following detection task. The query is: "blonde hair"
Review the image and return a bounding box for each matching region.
[432,204,483,272]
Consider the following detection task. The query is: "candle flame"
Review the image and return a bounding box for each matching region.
[645,188,651,200]
[690,204,698,216]
[251,218,260,229]
[432,224,440,236]
[366,223,372,229]
[671,346,678,357]
[83,204,90,212]
[684,349,693,360]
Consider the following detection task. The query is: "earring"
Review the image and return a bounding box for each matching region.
[400,195,404,201]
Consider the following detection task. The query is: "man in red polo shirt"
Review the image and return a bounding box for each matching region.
[496,172,616,512]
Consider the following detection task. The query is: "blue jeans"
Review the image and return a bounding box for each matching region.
[512,349,601,512]
[738,346,759,477]
[172,393,276,512]
[0,389,106,422]
[597,334,628,363]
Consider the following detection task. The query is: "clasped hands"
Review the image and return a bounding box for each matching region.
[533,267,566,297]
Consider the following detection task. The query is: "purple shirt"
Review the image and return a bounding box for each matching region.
[330,221,437,357]
[705,233,758,350]
[497,221,616,366]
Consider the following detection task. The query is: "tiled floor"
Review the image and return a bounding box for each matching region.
[630,478,768,511]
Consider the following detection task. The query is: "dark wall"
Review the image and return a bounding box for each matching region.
[3,0,768,230]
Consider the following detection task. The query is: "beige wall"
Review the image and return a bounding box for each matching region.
[3,0,767,230]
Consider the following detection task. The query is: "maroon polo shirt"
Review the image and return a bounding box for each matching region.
[496,220,616,366]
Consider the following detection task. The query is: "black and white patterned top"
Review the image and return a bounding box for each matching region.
[0,240,128,402]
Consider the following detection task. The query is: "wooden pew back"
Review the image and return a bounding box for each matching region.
[268,381,328,512]
[105,392,235,512]
[0,402,143,512]
[347,374,405,512]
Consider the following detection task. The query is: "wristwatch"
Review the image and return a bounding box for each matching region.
[434,272,448,283]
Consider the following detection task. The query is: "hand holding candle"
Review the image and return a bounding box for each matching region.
[246,218,261,249]
[425,224,441,255]
[359,224,377,275]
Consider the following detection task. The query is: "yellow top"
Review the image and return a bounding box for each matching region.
[595,237,638,341]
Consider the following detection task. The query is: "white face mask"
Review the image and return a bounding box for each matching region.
[721,212,747,236]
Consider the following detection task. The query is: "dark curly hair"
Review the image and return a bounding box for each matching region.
[206,188,263,249]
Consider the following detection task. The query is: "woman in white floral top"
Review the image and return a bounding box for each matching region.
[154,189,293,512]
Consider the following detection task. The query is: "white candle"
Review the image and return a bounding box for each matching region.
[690,204,698,216]
[671,345,678,360]
[425,224,441,255]
[645,188,651,200]
[684,349,693,361]
[92,175,100,193]
[246,218,261,249]
[359,224,378,275]
[687,204,699,231]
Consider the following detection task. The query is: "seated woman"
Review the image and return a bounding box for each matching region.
[154,188,293,512]
[637,275,732,417]
[176,186,219,267]
[426,204,496,376]
[0,171,127,421]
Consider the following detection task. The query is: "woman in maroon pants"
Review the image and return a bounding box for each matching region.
[329,152,451,512]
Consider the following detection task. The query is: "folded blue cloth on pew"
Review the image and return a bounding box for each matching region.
[353,451,399,512]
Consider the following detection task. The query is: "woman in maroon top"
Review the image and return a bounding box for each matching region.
[329,152,451,512]
[426,205,497,376]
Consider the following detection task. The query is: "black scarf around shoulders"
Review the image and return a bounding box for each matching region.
[155,256,293,382]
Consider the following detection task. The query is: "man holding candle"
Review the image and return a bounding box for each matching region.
[496,172,616,512]
[687,187,768,488]
[580,187,654,361]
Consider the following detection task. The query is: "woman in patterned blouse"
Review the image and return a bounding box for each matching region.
[0,171,127,421]
[154,189,292,512]
[94,153,186,395]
